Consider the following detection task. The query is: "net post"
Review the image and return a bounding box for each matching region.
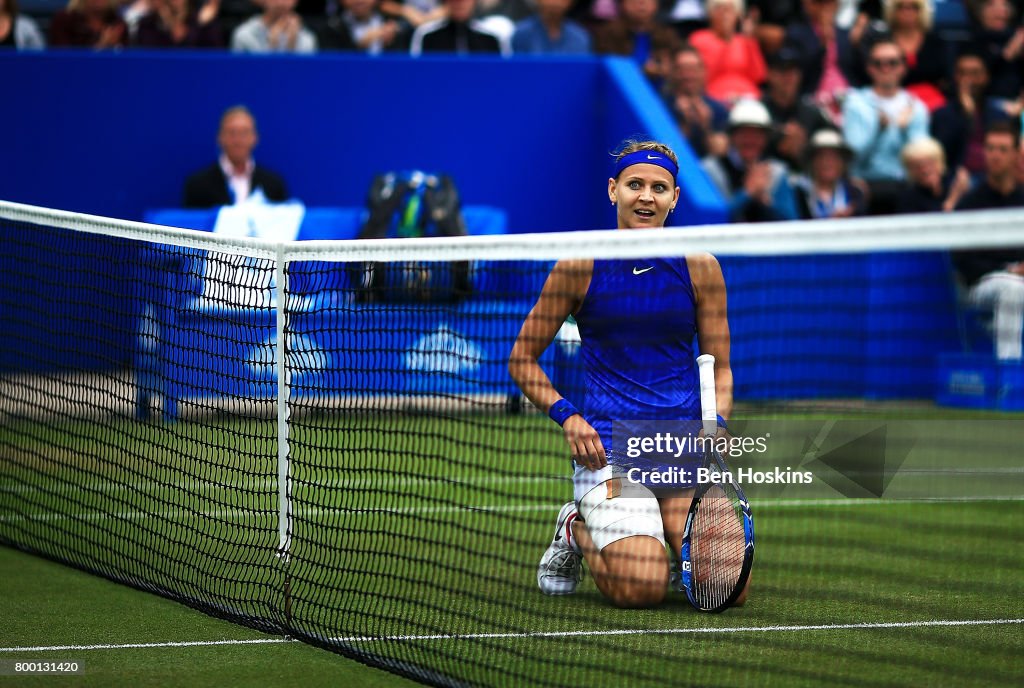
[275,245,292,559]
[274,244,293,629]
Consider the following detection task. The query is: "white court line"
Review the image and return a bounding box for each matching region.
[2,496,1023,526]
[328,618,1024,643]
[3,618,1019,653]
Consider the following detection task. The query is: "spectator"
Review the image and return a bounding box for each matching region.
[967,0,1024,102]
[591,0,681,86]
[953,121,1024,360]
[134,0,223,47]
[231,0,318,52]
[324,0,405,53]
[786,0,855,121]
[410,0,508,55]
[895,135,970,213]
[854,0,951,112]
[842,38,929,214]
[931,50,1007,182]
[664,45,729,158]
[379,0,446,30]
[792,128,868,218]
[701,98,799,222]
[746,0,803,57]
[761,42,833,171]
[689,0,766,104]
[510,0,590,54]
[183,106,290,209]
[662,0,707,40]
[49,0,127,48]
[0,0,45,48]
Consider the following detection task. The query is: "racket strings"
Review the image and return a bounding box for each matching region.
[692,485,746,609]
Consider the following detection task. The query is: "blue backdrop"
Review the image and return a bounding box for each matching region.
[0,51,963,400]
[0,50,726,231]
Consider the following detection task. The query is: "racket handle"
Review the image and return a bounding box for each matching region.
[696,354,718,437]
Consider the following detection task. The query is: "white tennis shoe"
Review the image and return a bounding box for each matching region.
[537,501,583,595]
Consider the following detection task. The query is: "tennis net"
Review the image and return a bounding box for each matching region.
[1,200,1022,687]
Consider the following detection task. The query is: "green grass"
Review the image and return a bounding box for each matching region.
[0,545,422,688]
[2,409,1023,687]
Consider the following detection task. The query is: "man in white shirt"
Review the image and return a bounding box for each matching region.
[183,106,290,208]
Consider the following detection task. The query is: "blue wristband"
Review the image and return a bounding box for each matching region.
[717,415,728,431]
[548,398,581,427]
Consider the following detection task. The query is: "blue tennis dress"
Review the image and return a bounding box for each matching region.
[571,256,702,500]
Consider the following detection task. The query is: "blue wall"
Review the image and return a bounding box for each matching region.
[0,50,726,232]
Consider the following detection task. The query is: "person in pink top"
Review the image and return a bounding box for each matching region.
[688,0,766,105]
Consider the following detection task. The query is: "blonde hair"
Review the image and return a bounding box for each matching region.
[900,136,946,173]
[707,0,744,13]
[884,0,934,32]
[611,139,679,172]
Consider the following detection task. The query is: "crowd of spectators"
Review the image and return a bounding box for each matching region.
[7,0,1024,357]
[9,0,1024,201]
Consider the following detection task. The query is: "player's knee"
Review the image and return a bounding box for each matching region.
[605,558,669,608]
[608,578,667,608]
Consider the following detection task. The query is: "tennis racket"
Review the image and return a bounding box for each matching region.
[678,354,754,613]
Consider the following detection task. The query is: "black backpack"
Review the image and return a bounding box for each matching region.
[352,171,472,303]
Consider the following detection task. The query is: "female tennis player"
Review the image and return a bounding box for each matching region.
[509,139,736,608]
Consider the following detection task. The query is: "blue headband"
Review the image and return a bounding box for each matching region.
[613,150,679,180]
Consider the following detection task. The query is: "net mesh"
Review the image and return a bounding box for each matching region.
[1,201,1022,687]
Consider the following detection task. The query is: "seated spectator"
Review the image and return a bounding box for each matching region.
[792,128,868,218]
[895,135,970,213]
[134,0,223,47]
[324,0,405,53]
[953,120,1024,360]
[689,0,766,103]
[591,0,681,86]
[701,98,799,222]
[967,0,1024,102]
[231,0,317,52]
[0,0,45,48]
[662,0,707,40]
[931,50,1008,182]
[49,0,127,48]
[762,42,833,171]
[746,0,803,57]
[510,0,590,54]
[664,45,729,158]
[410,0,508,55]
[379,0,445,31]
[183,106,290,208]
[854,0,951,111]
[842,38,929,213]
[786,0,855,122]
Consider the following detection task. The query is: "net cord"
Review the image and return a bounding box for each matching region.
[3,199,1024,263]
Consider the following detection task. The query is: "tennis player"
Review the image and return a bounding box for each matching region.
[509,139,735,608]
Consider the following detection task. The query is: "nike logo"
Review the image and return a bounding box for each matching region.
[633,266,654,275]
[646,155,661,160]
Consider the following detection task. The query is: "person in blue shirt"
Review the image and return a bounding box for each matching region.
[510,0,590,55]
[509,139,737,608]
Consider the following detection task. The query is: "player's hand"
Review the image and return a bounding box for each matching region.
[563,415,606,471]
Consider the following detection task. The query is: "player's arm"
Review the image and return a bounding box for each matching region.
[509,259,605,470]
[689,253,733,423]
